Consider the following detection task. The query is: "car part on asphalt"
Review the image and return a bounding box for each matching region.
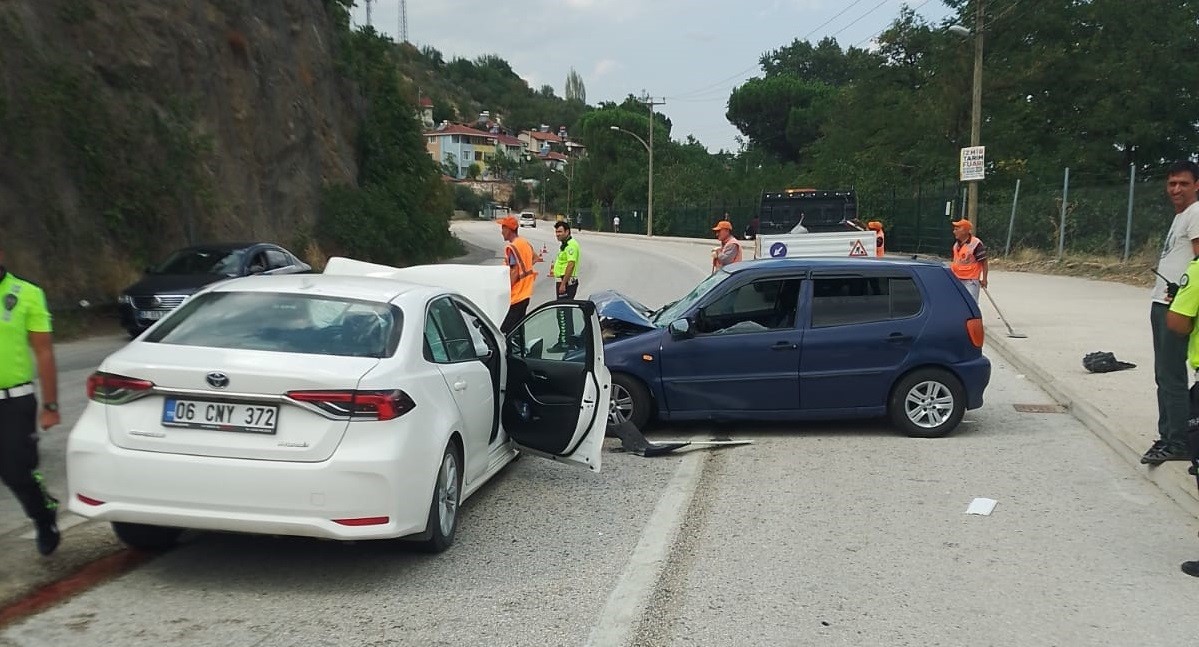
[1081,351,1136,373]
[981,286,1027,339]
[608,420,752,457]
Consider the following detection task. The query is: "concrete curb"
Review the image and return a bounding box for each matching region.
[986,334,1199,519]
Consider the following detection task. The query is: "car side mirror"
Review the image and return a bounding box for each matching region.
[668,318,692,340]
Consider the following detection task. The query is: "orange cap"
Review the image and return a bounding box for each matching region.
[867,220,883,231]
[951,219,972,232]
[712,220,733,232]
[497,215,518,231]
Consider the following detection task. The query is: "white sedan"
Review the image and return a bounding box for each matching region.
[67,258,609,553]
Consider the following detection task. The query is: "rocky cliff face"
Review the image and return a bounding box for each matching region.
[0,0,359,303]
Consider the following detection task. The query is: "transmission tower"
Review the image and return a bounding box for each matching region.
[364,0,373,27]
[399,0,409,42]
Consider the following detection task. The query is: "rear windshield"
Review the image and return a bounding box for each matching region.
[155,249,244,275]
[144,292,402,358]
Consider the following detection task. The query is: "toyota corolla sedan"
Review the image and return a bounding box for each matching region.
[69,258,609,553]
[593,257,990,438]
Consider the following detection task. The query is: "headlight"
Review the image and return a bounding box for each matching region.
[118,295,133,305]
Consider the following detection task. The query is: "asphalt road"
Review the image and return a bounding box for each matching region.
[3,221,1199,646]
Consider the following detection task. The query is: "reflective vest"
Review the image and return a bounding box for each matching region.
[715,238,743,267]
[875,230,885,257]
[506,237,536,304]
[951,236,983,280]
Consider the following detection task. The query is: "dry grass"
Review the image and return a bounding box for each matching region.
[989,245,1157,288]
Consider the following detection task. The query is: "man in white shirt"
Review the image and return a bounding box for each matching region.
[1143,160,1199,465]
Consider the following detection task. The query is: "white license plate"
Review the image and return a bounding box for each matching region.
[138,310,167,321]
[162,399,279,434]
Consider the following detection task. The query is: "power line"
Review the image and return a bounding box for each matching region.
[853,0,936,48]
[829,0,891,40]
[799,0,868,42]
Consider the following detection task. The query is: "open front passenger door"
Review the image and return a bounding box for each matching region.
[503,300,610,472]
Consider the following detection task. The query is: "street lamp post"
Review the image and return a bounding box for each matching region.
[950,0,985,224]
[609,125,654,236]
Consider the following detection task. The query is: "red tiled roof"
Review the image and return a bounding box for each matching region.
[419,96,434,108]
[525,131,563,143]
[540,151,569,161]
[496,134,523,146]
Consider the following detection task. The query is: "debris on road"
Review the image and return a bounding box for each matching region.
[609,421,752,457]
[965,498,998,516]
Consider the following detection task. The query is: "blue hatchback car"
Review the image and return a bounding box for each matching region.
[592,257,991,437]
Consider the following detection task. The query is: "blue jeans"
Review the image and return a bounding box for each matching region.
[1151,302,1190,448]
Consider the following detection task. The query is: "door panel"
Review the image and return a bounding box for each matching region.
[800,274,926,410]
[424,297,496,482]
[504,301,607,471]
[659,276,804,413]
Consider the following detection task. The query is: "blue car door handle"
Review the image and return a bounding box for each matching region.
[771,341,798,351]
[887,333,913,343]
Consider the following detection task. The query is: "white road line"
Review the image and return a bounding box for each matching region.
[585,452,706,647]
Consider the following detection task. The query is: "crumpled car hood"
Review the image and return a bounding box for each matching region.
[590,290,657,330]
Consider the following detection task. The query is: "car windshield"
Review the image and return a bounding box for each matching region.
[652,269,733,325]
[143,292,401,358]
[154,249,245,275]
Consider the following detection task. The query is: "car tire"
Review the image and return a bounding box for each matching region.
[415,443,462,553]
[607,373,652,432]
[888,368,966,438]
[111,522,183,551]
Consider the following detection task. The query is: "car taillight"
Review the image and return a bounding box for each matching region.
[86,372,155,404]
[286,390,415,421]
[966,318,984,348]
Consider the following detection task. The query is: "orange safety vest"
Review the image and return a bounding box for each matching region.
[714,238,743,268]
[874,230,885,257]
[506,237,536,303]
[951,236,983,280]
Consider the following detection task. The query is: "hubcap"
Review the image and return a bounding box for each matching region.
[437,453,459,537]
[608,383,634,426]
[904,380,954,429]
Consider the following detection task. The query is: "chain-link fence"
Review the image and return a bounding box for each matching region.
[573,166,1173,262]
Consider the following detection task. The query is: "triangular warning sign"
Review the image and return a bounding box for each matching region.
[849,240,868,257]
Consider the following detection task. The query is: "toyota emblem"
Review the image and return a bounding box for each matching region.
[206,372,230,389]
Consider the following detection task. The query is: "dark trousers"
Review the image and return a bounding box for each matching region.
[555,280,579,344]
[1152,302,1190,448]
[501,298,530,334]
[0,394,57,524]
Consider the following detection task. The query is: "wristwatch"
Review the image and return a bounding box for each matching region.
[42,402,58,412]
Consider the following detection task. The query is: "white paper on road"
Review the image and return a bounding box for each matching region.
[965,497,998,515]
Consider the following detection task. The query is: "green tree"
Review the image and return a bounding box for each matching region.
[565,67,586,103]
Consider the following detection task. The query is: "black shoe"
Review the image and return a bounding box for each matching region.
[35,519,60,556]
[1156,444,1193,462]
[1182,561,1199,577]
[1141,440,1169,464]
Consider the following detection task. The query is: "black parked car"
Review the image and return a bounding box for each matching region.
[118,243,311,336]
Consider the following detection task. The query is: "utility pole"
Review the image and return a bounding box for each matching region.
[364,0,373,27]
[399,0,408,42]
[966,0,985,223]
[643,94,665,237]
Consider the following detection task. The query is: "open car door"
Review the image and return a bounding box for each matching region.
[503,300,610,472]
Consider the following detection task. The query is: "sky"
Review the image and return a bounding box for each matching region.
[349,1,958,153]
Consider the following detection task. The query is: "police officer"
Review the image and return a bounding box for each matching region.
[0,241,61,555]
[548,220,581,351]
